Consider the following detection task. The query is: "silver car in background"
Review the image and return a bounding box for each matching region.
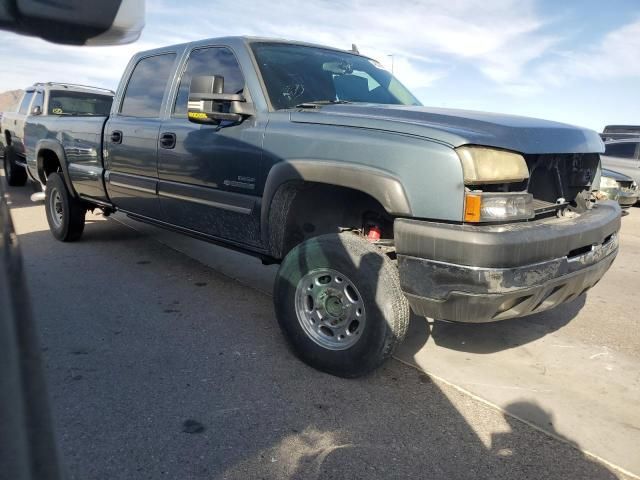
[601,138,640,188]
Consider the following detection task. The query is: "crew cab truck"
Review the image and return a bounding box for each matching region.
[36,37,621,377]
[1,82,113,186]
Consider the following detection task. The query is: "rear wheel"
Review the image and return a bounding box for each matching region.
[45,173,86,242]
[274,233,410,378]
[3,145,28,186]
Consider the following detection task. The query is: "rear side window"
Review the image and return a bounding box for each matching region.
[120,53,176,118]
[49,91,112,116]
[604,142,638,159]
[18,91,34,115]
[173,47,245,116]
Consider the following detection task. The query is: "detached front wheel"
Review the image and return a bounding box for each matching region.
[45,173,86,242]
[274,233,410,378]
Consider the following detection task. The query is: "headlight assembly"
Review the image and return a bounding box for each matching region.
[456,146,529,184]
[464,192,534,223]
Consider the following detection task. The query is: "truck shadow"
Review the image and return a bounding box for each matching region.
[412,294,586,355]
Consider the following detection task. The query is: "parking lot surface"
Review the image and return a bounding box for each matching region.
[6,182,637,480]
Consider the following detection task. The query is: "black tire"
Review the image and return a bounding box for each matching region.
[274,233,410,378]
[3,145,28,186]
[44,173,86,242]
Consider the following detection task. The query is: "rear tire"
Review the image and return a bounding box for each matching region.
[3,145,28,186]
[45,173,86,242]
[274,233,410,378]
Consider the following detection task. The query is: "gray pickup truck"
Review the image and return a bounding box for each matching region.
[32,37,620,377]
[1,82,113,186]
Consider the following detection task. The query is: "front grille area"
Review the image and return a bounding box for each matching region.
[525,153,600,210]
[531,198,568,215]
[525,153,600,212]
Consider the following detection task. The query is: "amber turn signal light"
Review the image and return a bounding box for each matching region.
[464,193,482,222]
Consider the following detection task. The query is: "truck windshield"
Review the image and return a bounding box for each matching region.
[251,42,422,110]
[48,90,113,116]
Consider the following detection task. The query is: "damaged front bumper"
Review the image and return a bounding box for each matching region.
[394,201,621,323]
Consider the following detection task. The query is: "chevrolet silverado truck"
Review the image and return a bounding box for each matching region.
[1,82,113,186]
[34,37,620,377]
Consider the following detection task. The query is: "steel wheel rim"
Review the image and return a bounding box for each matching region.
[49,188,63,228]
[294,268,366,350]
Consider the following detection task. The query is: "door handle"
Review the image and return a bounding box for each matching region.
[110,130,123,144]
[159,132,176,149]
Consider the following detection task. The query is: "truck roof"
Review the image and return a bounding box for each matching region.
[135,35,372,60]
[28,82,114,96]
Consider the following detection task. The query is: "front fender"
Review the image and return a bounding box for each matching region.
[260,159,412,246]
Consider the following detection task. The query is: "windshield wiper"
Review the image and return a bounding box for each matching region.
[296,100,352,108]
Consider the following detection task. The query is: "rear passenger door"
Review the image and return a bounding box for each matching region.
[104,53,177,219]
[157,46,264,246]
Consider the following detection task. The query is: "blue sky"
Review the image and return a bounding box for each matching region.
[0,0,638,131]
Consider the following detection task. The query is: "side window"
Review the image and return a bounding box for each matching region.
[604,142,637,159]
[173,47,245,116]
[32,91,44,113]
[120,53,176,118]
[18,92,34,115]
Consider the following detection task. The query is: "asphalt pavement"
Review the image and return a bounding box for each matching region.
[5,181,637,480]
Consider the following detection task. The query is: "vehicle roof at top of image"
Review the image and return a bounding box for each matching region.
[0,0,145,45]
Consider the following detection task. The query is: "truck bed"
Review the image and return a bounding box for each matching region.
[24,115,109,201]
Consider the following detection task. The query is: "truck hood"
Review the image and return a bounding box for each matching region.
[290,104,604,155]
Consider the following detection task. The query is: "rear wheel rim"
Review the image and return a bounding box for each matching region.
[49,187,63,228]
[294,268,366,350]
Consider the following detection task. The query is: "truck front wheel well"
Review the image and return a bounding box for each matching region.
[268,182,395,259]
[38,149,62,185]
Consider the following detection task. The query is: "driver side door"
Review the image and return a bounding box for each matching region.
[157,46,265,247]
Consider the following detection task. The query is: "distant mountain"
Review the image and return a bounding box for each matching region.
[0,89,24,113]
